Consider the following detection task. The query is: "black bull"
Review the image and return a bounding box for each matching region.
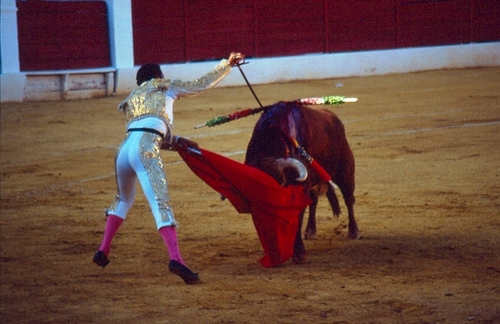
[244,101,359,263]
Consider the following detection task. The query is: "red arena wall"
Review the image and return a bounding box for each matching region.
[17,1,110,71]
[15,0,500,71]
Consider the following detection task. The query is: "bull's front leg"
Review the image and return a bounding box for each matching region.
[292,210,307,264]
[304,193,318,240]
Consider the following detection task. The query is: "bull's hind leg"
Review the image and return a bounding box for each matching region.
[304,193,318,240]
[335,157,359,239]
[344,194,359,239]
[336,181,358,239]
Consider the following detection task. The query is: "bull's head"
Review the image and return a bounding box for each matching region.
[258,157,308,187]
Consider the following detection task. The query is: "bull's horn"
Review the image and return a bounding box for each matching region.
[276,158,308,182]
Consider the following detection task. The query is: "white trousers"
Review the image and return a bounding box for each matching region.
[107,131,177,229]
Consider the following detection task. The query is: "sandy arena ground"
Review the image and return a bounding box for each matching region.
[1,67,499,323]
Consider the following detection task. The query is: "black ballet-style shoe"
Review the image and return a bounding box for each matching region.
[168,260,201,285]
[93,251,110,268]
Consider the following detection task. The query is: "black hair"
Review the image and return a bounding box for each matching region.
[136,64,163,86]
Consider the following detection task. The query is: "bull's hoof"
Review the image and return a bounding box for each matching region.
[292,254,308,264]
[303,230,316,240]
[347,231,360,239]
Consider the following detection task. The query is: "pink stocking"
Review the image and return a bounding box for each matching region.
[98,214,124,255]
[159,226,186,266]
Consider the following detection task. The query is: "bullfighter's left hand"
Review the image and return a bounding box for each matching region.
[174,136,199,152]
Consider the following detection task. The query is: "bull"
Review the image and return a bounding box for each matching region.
[244,101,358,264]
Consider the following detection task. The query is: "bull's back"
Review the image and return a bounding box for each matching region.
[298,106,355,186]
[298,106,351,160]
[246,102,354,183]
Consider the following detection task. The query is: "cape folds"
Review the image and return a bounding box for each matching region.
[176,146,312,267]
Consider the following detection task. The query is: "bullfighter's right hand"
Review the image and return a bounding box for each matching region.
[228,52,245,66]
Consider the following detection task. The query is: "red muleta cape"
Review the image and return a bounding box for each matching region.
[176,147,312,267]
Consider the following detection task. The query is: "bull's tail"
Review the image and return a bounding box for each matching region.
[327,186,342,218]
[313,182,342,218]
[328,180,339,191]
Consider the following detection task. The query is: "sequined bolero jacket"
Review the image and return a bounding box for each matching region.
[118,59,231,127]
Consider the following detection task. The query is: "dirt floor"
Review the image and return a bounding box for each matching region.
[1,67,499,324]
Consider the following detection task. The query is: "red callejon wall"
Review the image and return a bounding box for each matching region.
[132,0,500,65]
[15,0,500,70]
[326,0,398,52]
[397,0,470,47]
[184,0,255,61]
[132,0,187,65]
[254,0,325,57]
[472,0,500,42]
[132,0,256,64]
[17,1,110,71]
